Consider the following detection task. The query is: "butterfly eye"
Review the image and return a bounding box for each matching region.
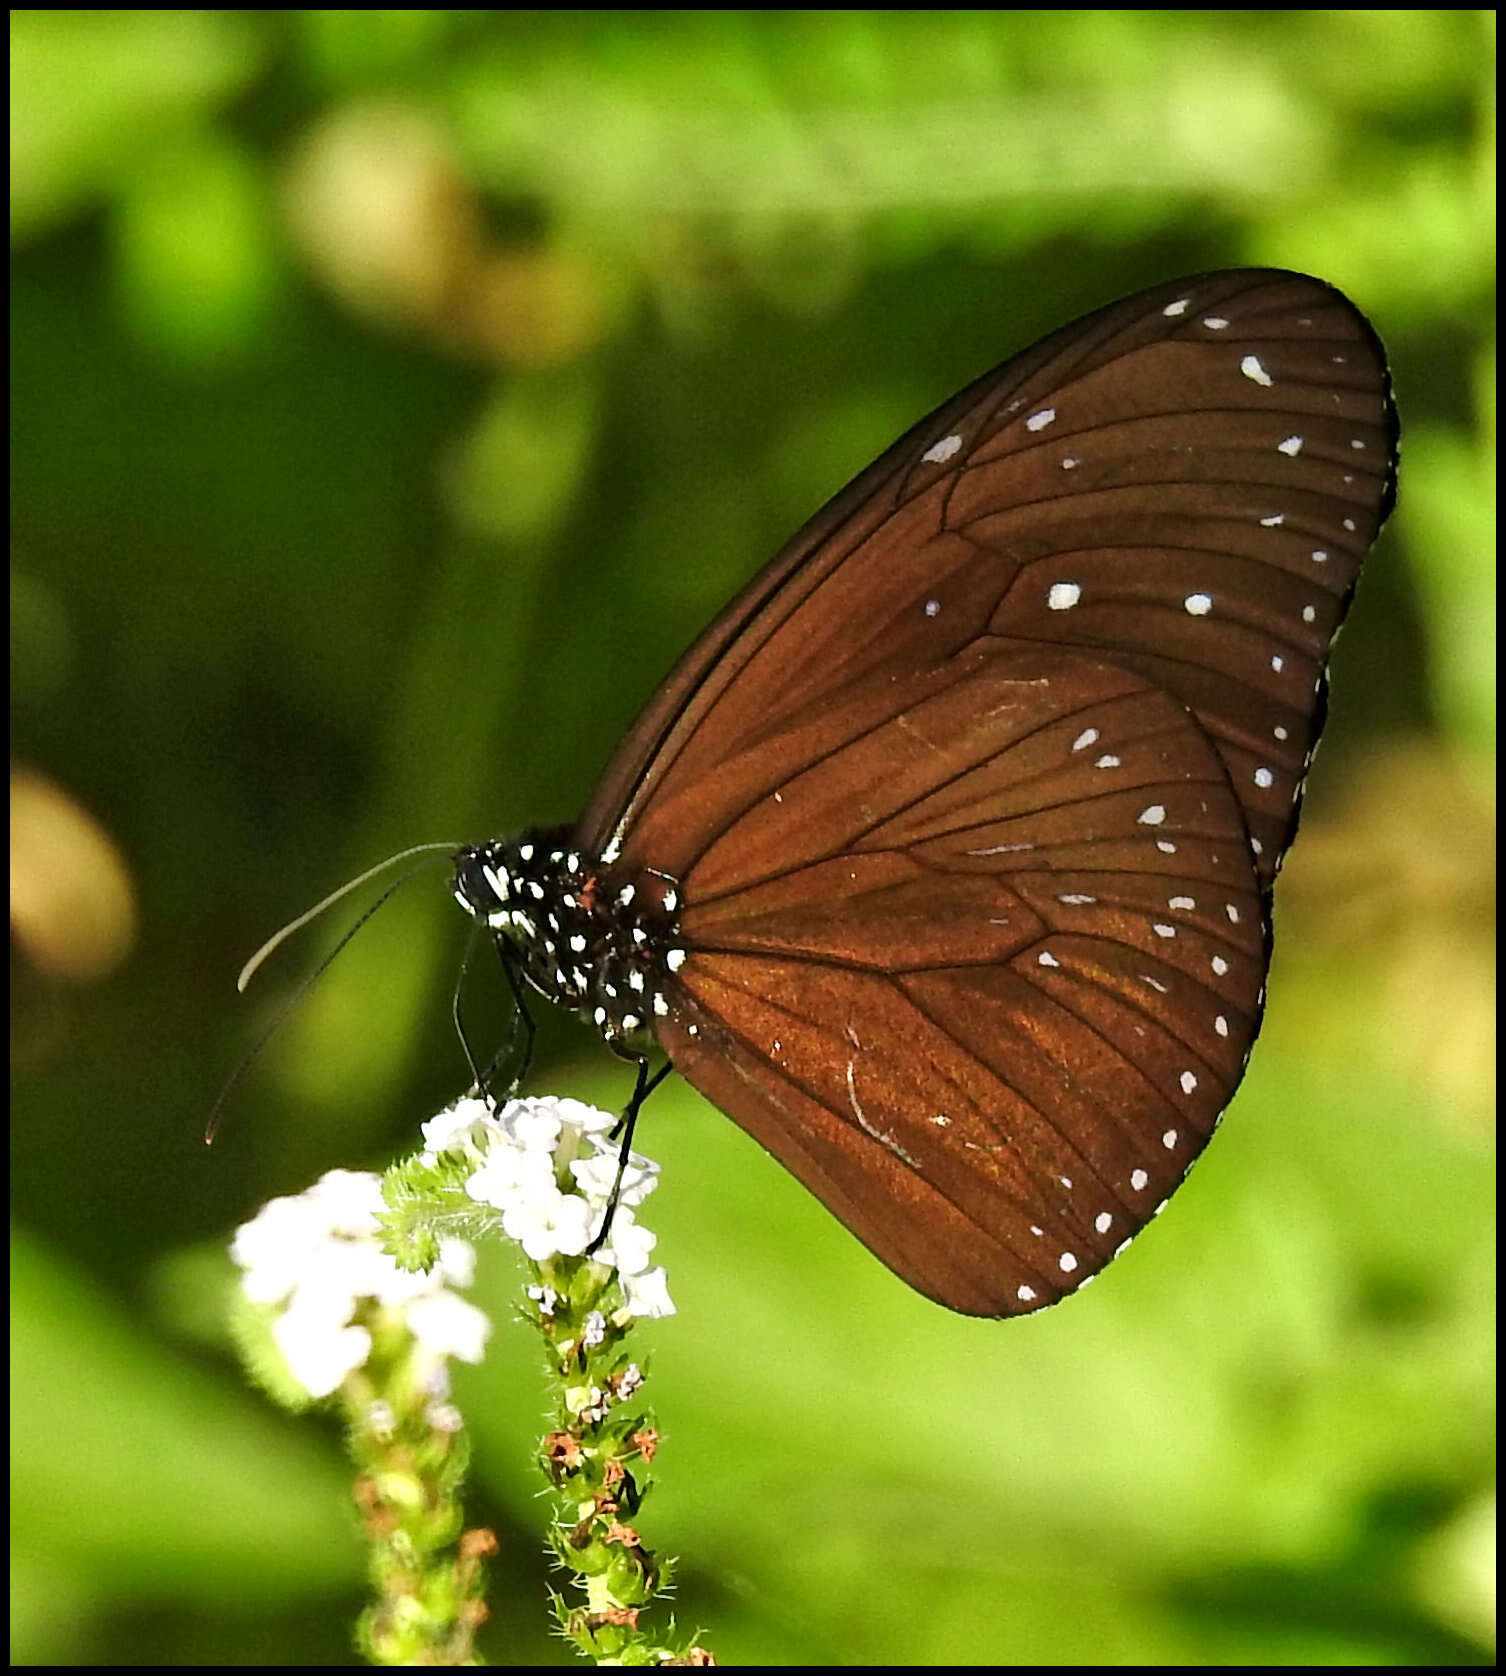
[455,269,1398,1318]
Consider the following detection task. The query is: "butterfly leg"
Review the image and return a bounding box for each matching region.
[585,1056,671,1254]
[491,942,537,1098]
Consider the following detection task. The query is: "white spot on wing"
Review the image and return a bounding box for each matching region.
[922,433,962,464]
[1241,354,1274,386]
[1184,592,1213,615]
[1026,408,1057,432]
[1047,581,1081,610]
[1277,435,1303,456]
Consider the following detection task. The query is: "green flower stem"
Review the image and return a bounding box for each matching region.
[526,1259,712,1665]
[345,1311,495,1666]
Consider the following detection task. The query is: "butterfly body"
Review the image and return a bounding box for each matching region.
[454,269,1397,1317]
[454,831,683,1056]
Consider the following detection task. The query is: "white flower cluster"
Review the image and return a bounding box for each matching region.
[231,1168,490,1400]
[421,1095,675,1320]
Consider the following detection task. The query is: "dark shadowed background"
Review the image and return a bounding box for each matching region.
[11,10,1494,1666]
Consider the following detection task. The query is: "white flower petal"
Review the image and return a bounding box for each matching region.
[406,1291,492,1365]
[274,1311,372,1399]
[503,1189,597,1261]
[421,1097,501,1157]
[600,1216,657,1277]
[621,1266,675,1319]
[304,1169,385,1236]
[465,1147,555,1212]
[434,1237,477,1289]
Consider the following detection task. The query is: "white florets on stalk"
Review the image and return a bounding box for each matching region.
[230,1167,490,1400]
[228,1094,686,1662]
[229,1093,671,1408]
[421,1094,676,1320]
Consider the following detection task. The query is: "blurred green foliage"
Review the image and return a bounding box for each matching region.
[11,10,1494,1667]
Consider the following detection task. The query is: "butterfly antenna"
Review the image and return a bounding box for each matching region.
[206,843,459,1144]
[451,918,486,1093]
[236,841,459,991]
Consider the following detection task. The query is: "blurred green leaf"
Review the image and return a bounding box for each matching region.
[112,131,284,366]
[10,1228,359,1656]
[1400,353,1497,761]
[10,10,268,241]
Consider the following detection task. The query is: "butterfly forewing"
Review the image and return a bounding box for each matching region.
[543,268,1396,1315]
[579,270,1395,895]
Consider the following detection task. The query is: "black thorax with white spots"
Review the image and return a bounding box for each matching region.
[452,828,683,1053]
